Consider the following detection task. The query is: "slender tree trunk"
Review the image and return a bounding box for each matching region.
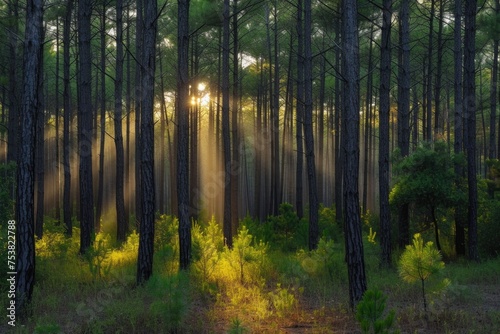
[342,0,367,308]
[464,0,479,262]
[35,67,44,239]
[115,0,127,243]
[363,26,374,214]
[379,0,392,267]
[96,5,107,232]
[334,5,343,226]
[434,0,444,138]
[177,0,192,268]
[134,0,143,230]
[54,18,61,222]
[16,0,43,315]
[425,0,435,142]
[137,0,157,284]
[398,0,411,248]
[63,0,74,237]
[304,0,319,250]
[78,0,95,254]
[489,0,499,160]
[296,0,304,219]
[231,0,240,231]
[222,0,233,247]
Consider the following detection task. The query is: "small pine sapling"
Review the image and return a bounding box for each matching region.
[398,233,445,315]
[356,289,397,334]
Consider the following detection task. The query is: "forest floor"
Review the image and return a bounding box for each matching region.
[1,224,499,334]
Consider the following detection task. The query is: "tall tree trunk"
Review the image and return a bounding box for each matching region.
[222,0,233,247]
[134,0,143,230]
[96,4,107,232]
[334,4,343,227]
[342,0,367,308]
[425,0,435,142]
[54,17,61,223]
[63,0,74,237]
[137,0,157,284]
[35,65,44,240]
[304,0,319,250]
[464,0,479,262]
[434,0,444,138]
[16,0,43,315]
[231,0,240,232]
[379,0,392,267]
[78,0,95,254]
[177,0,192,268]
[295,0,304,219]
[362,26,374,214]
[489,0,499,160]
[115,0,127,243]
[397,0,411,248]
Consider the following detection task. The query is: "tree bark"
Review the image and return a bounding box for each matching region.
[78,0,95,254]
[137,0,157,284]
[295,0,304,219]
[63,0,74,237]
[397,0,411,248]
[115,0,128,243]
[464,0,479,262]
[379,0,392,267]
[342,0,367,308]
[177,0,192,268]
[222,0,233,247]
[16,0,43,315]
[303,0,319,250]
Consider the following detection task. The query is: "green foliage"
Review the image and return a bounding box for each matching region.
[192,217,224,287]
[319,205,342,242]
[268,283,297,317]
[227,317,249,334]
[84,234,113,280]
[266,202,308,251]
[225,225,268,284]
[399,233,448,313]
[147,272,191,333]
[391,141,465,209]
[478,198,500,257]
[297,237,341,281]
[34,322,61,334]
[356,289,397,334]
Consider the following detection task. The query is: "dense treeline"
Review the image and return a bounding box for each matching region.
[0,0,499,315]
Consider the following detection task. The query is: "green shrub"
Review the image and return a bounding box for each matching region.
[268,283,297,317]
[399,233,449,314]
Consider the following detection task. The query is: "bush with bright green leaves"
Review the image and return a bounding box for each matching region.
[399,233,449,314]
[356,289,397,334]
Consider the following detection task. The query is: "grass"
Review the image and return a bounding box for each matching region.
[1,217,499,333]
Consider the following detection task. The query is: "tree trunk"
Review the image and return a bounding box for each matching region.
[425,0,435,142]
[434,0,444,138]
[342,0,367,308]
[222,0,233,248]
[303,0,319,250]
[397,0,411,248]
[78,0,95,254]
[295,0,304,219]
[231,0,240,232]
[177,0,192,268]
[16,0,43,315]
[134,0,143,230]
[137,0,157,284]
[379,0,392,267]
[464,0,479,262]
[35,67,44,240]
[489,0,499,160]
[96,4,106,233]
[115,0,128,243]
[63,0,74,237]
